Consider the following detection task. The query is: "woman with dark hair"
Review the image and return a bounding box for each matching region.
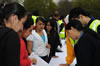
[66,20,100,66]
[45,19,62,62]
[26,17,51,63]
[0,2,27,66]
[18,12,37,66]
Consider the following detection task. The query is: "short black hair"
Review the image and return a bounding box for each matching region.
[33,10,39,16]
[69,7,90,21]
[36,16,46,24]
[66,19,84,31]
[24,12,34,29]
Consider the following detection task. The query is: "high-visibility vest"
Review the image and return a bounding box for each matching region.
[58,20,65,39]
[89,19,100,32]
[32,15,39,26]
[70,19,100,45]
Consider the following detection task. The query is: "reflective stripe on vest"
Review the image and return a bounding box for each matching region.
[89,19,100,32]
[59,28,65,38]
[58,20,65,38]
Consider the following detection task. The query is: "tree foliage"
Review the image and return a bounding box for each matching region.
[0,0,17,3]
[58,0,72,17]
[24,0,58,17]
[72,0,100,19]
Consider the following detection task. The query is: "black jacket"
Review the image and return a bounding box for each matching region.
[0,27,20,66]
[48,30,61,55]
[75,29,100,66]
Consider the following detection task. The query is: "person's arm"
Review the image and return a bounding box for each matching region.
[20,38,31,66]
[59,64,70,66]
[46,44,51,49]
[27,41,33,55]
[6,31,20,66]
[26,34,34,55]
[20,56,31,66]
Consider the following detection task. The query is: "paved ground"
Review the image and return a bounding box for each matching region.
[49,39,76,66]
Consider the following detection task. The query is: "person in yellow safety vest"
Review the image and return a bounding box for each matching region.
[58,20,65,39]
[60,7,100,66]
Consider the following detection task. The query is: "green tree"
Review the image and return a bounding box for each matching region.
[24,0,58,17]
[58,0,72,17]
[0,0,16,3]
[72,0,100,19]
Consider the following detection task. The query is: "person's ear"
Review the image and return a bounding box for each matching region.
[71,26,76,31]
[12,15,19,23]
[79,14,83,19]
[71,26,74,30]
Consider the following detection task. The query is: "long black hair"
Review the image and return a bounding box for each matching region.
[45,19,55,33]
[24,12,34,30]
[0,2,26,25]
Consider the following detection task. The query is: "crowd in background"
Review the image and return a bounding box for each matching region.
[1,1,100,66]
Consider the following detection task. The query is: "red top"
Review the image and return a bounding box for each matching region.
[20,37,31,66]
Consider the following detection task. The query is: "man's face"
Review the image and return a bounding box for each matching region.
[72,14,86,27]
[67,27,79,40]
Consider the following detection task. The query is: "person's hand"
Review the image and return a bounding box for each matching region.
[30,58,37,65]
[59,64,70,66]
[46,44,51,48]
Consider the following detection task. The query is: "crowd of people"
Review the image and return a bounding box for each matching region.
[0,2,100,66]
[0,2,63,66]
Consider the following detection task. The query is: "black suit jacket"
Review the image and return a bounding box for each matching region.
[75,29,100,66]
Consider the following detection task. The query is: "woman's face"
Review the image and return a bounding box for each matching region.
[22,25,34,38]
[36,20,45,31]
[10,15,27,32]
[46,22,52,32]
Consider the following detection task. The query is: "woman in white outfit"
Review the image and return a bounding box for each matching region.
[26,17,51,63]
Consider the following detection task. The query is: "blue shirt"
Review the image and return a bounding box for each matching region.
[77,31,84,44]
[41,35,45,43]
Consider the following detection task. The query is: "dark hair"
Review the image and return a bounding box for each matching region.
[69,7,90,21]
[66,19,84,31]
[36,16,46,24]
[66,19,100,40]
[33,10,39,16]
[1,2,26,20]
[45,19,55,32]
[24,12,34,30]
[0,7,3,25]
